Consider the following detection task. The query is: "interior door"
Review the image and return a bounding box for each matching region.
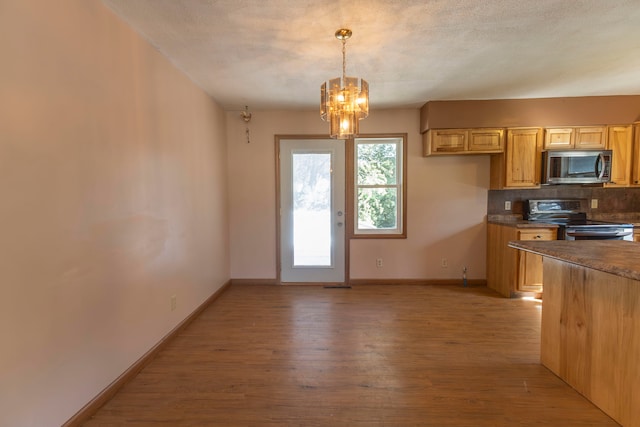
[279,138,345,283]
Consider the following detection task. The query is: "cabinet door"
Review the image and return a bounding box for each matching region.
[517,229,556,292]
[429,129,468,154]
[486,223,517,298]
[575,126,607,149]
[632,123,640,186]
[468,128,504,152]
[544,128,574,149]
[606,125,633,187]
[505,128,542,187]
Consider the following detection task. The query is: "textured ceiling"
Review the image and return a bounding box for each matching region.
[101,0,640,112]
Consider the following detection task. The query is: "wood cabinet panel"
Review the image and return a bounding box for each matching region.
[544,128,574,149]
[632,123,640,186]
[487,223,556,297]
[516,229,556,293]
[424,128,504,156]
[504,128,542,188]
[428,129,467,153]
[575,126,607,149]
[606,125,633,187]
[544,126,607,150]
[468,128,504,152]
[541,258,640,427]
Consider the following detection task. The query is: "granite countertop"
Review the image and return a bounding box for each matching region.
[487,215,559,229]
[508,240,640,281]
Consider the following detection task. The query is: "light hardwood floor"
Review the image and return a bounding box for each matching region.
[83,284,618,426]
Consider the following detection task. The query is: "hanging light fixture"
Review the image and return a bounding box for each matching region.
[320,28,369,139]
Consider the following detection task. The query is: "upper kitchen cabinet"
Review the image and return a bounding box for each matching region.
[423,128,504,156]
[468,128,505,152]
[543,126,607,150]
[576,126,608,149]
[490,128,543,189]
[423,129,466,154]
[544,127,574,149]
[605,125,633,187]
[632,122,640,186]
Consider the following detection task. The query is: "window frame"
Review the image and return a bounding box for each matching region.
[348,134,407,239]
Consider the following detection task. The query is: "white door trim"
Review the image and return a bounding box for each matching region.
[277,137,346,284]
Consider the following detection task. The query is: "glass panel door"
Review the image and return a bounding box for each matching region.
[292,152,332,266]
[279,139,345,283]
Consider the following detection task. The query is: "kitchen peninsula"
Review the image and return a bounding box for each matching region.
[508,240,640,427]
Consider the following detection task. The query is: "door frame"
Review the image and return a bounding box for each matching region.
[275,135,350,285]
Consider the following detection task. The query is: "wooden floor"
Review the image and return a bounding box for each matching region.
[84,284,618,426]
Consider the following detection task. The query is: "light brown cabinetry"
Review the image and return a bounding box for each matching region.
[576,126,608,148]
[605,125,633,187]
[423,128,504,156]
[487,223,556,297]
[543,126,607,150]
[544,128,574,149]
[634,229,640,242]
[631,122,640,186]
[490,128,543,189]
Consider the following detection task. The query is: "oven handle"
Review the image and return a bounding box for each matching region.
[565,230,633,238]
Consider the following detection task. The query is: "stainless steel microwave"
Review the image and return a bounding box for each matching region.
[542,150,612,185]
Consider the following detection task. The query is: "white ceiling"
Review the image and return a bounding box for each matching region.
[101,0,640,112]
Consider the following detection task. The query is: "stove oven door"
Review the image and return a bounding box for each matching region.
[564,226,634,241]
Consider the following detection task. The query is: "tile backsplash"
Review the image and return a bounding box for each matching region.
[488,186,640,216]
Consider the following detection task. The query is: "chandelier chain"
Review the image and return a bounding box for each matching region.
[342,38,347,82]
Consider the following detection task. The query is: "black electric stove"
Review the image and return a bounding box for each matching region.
[524,199,634,241]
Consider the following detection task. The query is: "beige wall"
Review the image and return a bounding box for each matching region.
[0,1,229,425]
[227,109,489,281]
[421,96,640,132]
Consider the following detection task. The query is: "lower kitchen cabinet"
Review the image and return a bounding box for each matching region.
[487,223,557,297]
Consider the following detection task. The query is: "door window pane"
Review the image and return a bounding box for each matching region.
[292,153,332,266]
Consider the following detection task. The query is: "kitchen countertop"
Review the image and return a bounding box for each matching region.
[487,215,559,229]
[508,240,640,281]
[488,213,640,228]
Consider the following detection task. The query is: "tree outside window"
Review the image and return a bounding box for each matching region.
[354,136,405,237]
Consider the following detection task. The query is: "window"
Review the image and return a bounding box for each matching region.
[352,135,406,238]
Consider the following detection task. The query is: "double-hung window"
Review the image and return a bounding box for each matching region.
[353,135,406,238]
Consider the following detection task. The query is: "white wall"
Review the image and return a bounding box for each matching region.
[227,109,489,281]
[0,1,229,425]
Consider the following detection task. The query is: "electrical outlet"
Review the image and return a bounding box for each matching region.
[504,201,512,210]
[591,199,598,209]
[376,258,383,268]
[441,258,448,268]
[170,295,177,311]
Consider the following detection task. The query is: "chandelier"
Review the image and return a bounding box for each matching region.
[320,29,369,139]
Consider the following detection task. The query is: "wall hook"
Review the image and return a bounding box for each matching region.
[240,106,252,143]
